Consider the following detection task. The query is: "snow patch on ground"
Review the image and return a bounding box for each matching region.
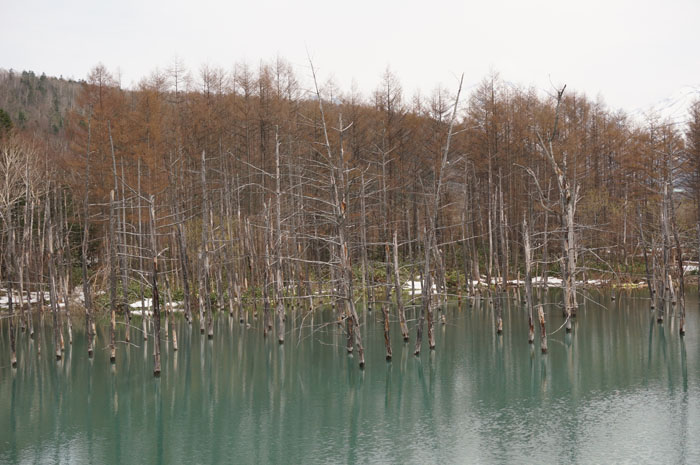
[129,298,184,316]
[684,264,698,273]
[1,290,52,308]
[402,280,438,293]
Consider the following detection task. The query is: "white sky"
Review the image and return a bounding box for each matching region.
[2,0,699,116]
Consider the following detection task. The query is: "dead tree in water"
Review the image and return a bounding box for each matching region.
[416,74,463,353]
[382,241,392,360]
[3,206,17,367]
[310,60,365,368]
[273,129,286,344]
[118,163,130,344]
[176,222,192,324]
[18,187,31,337]
[149,196,162,376]
[81,115,95,356]
[492,191,504,335]
[138,158,149,339]
[200,151,214,339]
[414,225,432,356]
[108,123,130,346]
[393,230,409,341]
[668,180,686,335]
[165,276,178,351]
[58,191,73,345]
[262,204,272,338]
[46,192,62,360]
[535,85,577,333]
[538,304,548,353]
[636,206,655,310]
[359,173,371,314]
[659,182,672,323]
[523,218,535,344]
[108,190,117,362]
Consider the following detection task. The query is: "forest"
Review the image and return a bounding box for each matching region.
[1,59,699,372]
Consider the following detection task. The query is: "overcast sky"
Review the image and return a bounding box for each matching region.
[2,0,699,117]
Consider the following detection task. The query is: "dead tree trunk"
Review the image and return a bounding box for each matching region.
[310,62,365,368]
[668,181,686,335]
[8,277,17,367]
[176,222,192,323]
[536,85,576,333]
[137,158,149,339]
[119,163,130,344]
[660,182,672,323]
[46,193,62,361]
[538,304,548,353]
[109,190,117,363]
[165,275,177,351]
[382,242,392,359]
[637,206,655,309]
[415,226,431,356]
[263,204,272,338]
[81,114,94,355]
[23,196,35,339]
[82,189,94,357]
[492,192,504,335]
[393,230,409,341]
[523,218,535,344]
[200,151,214,339]
[4,207,17,366]
[274,129,285,344]
[149,196,162,376]
[360,173,370,314]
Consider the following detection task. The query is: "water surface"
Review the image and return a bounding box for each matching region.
[1,290,698,464]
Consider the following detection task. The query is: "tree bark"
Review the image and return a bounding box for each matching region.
[382,242,392,359]
[46,193,62,361]
[393,230,409,341]
[523,218,535,344]
[274,129,285,344]
[538,304,548,354]
[109,189,117,363]
[149,196,162,376]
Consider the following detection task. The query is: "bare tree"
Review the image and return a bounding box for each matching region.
[535,85,577,333]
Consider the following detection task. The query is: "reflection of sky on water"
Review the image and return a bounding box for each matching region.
[1,290,698,464]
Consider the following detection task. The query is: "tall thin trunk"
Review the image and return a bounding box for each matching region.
[523,218,535,344]
[46,193,62,361]
[360,173,370,314]
[660,183,671,323]
[538,304,548,353]
[310,63,365,368]
[493,193,503,335]
[149,197,162,376]
[393,230,409,341]
[5,206,17,366]
[668,181,686,335]
[536,86,575,332]
[119,161,130,344]
[637,206,655,309]
[82,129,94,356]
[138,158,149,339]
[176,222,192,324]
[382,241,392,359]
[263,205,272,338]
[201,151,213,338]
[109,190,117,363]
[415,226,431,356]
[166,275,178,351]
[274,129,285,344]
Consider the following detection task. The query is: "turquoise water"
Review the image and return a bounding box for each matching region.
[1,290,698,464]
